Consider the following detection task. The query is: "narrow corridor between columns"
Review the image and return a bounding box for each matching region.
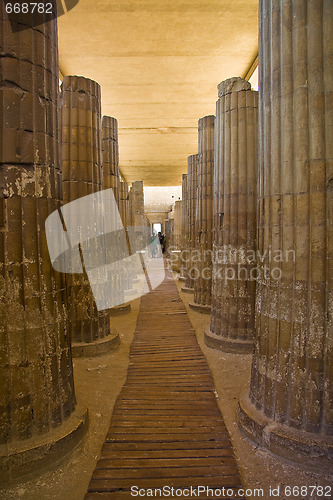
[85,262,244,500]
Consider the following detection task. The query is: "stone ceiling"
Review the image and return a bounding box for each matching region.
[58,0,258,187]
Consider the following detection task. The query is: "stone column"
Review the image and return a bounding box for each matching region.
[118,181,136,294]
[0,4,87,484]
[179,174,187,281]
[131,180,145,253]
[181,154,198,293]
[173,200,182,250]
[102,116,120,206]
[165,215,173,257]
[128,181,145,288]
[190,116,215,314]
[132,181,145,228]
[119,180,129,227]
[102,116,130,316]
[170,200,182,272]
[61,76,119,357]
[238,0,332,472]
[128,186,134,228]
[205,78,258,349]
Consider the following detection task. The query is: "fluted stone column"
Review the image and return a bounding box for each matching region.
[173,200,182,249]
[181,154,198,293]
[119,180,130,228]
[179,174,187,281]
[205,78,258,349]
[128,181,145,286]
[61,76,119,357]
[102,116,120,206]
[170,200,182,272]
[165,215,173,257]
[0,4,87,484]
[238,0,333,472]
[128,186,134,227]
[132,181,145,227]
[190,116,215,314]
[119,181,136,293]
[102,116,130,316]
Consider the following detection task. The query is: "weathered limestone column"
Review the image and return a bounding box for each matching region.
[61,76,119,357]
[128,186,134,227]
[102,116,130,316]
[102,116,120,206]
[131,180,145,254]
[128,181,145,289]
[181,154,198,293]
[238,0,333,472]
[205,78,258,349]
[118,181,136,293]
[173,200,182,249]
[190,116,215,314]
[179,174,187,281]
[0,4,87,484]
[165,215,173,257]
[119,180,129,227]
[170,200,182,272]
[132,181,145,228]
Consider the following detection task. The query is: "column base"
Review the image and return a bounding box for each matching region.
[0,405,88,488]
[237,392,333,474]
[189,302,211,314]
[181,286,194,294]
[72,329,120,358]
[204,328,253,353]
[109,303,131,316]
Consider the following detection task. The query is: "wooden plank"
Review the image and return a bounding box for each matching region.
[100,441,233,452]
[99,448,235,459]
[92,465,240,479]
[105,434,232,443]
[88,476,243,491]
[95,457,236,468]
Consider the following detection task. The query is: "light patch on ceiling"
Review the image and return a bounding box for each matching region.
[144,186,182,213]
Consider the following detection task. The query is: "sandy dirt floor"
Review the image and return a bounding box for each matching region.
[1,267,332,499]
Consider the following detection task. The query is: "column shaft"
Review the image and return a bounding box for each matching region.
[0,4,86,483]
[60,76,113,354]
[190,116,215,313]
[170,200,182,272]
[238,0,333,471]
[101,116,130,316]
[179,174,187,281]
[102,116,120,206]
[206,78,258,350]
[182,154,198,293]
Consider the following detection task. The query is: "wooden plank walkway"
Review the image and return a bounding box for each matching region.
[85,268,245,500]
